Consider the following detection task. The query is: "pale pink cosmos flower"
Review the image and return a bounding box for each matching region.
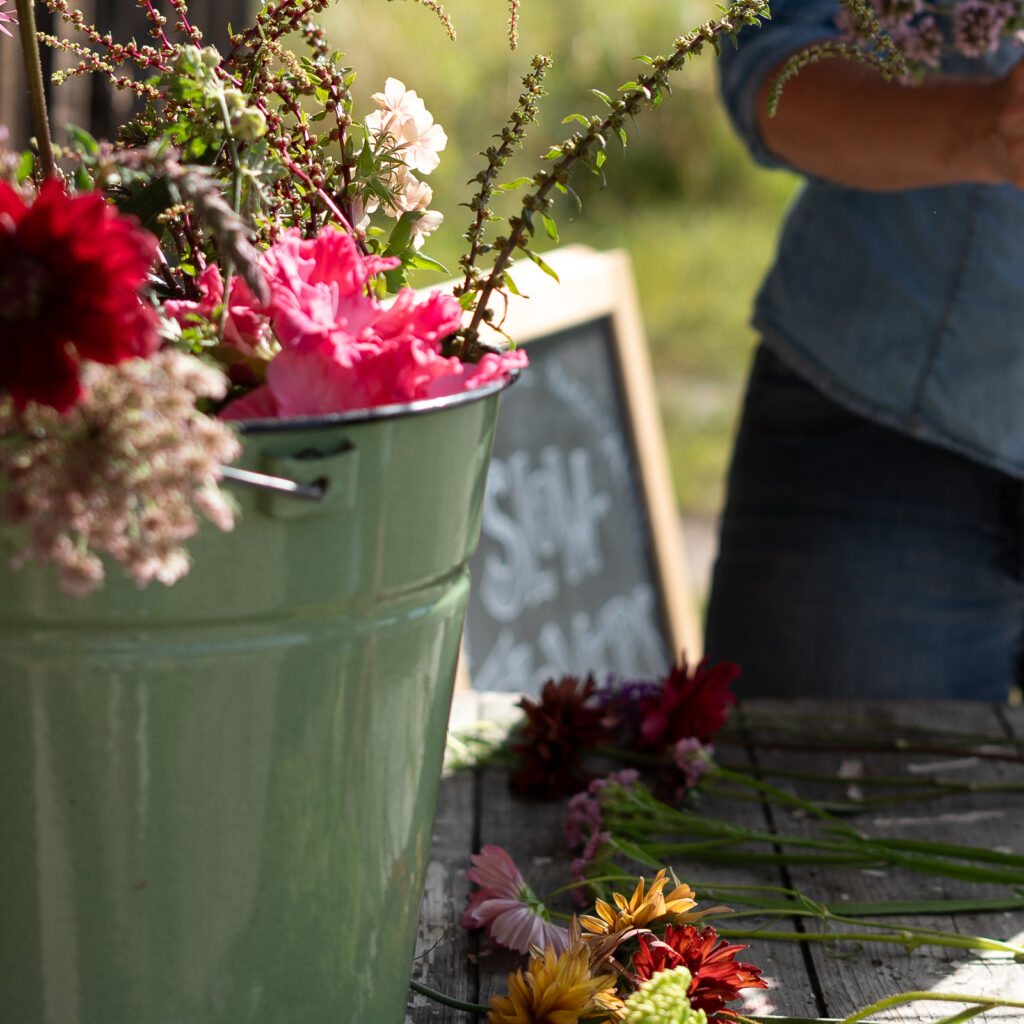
[462,845,570,955]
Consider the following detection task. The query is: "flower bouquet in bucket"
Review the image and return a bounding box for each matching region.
[0,1,768,1022]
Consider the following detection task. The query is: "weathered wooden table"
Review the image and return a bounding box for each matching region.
[406,696,1024,1023]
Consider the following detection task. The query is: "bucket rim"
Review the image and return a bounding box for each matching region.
[237,369,519,435]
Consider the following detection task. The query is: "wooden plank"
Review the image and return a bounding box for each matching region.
[405,770,478,1023]
[679,710,822,1019]
[742,700,1024,1023]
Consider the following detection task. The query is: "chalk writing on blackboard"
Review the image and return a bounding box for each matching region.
[463,318,674,693]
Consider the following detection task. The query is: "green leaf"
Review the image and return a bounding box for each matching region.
[16,151,34,182]
[558,181,582,215]
[524,247,559,282]
[562,113,590,127]
[405,251,449,274]
[493,177,534,194]
[590,88,612,106]
[540,212,558,241]
[65,124,99,156]
[116,176,176,233]
[609,837,667,871]
[384,210,424,254]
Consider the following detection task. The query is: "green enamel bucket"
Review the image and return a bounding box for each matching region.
[0,377,511,1023]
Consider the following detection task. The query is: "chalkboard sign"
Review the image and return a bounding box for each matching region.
[461,246,701,693]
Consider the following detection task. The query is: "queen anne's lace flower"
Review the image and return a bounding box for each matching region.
[0,351,240,595]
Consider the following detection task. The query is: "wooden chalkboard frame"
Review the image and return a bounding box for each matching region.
[458,244,702,687]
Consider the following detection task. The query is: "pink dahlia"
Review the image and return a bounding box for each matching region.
[0,180,159,411]
[462,844,570,955]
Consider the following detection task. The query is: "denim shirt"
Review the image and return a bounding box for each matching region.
[719,0,1024,477]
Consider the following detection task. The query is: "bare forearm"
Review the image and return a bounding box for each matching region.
[756,55,1024,191]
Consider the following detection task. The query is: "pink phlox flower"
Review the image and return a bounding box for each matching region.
[0,1,17,37]
[587,768,640,796]
[462,844,570,955]
[163,264,269,356]
[565,790,604,849]
[570,829,612,906]
[367,77,448,174]
[954,0,1010,57]
[673,737,714,792]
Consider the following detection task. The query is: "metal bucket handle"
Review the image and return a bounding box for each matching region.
[219,465,326,501]
[220,440,359,519]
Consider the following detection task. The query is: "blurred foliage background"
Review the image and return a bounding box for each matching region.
[325,0,800,517]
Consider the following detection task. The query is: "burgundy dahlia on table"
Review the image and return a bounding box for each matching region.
[633,656,741,750]
[0,180,159,411]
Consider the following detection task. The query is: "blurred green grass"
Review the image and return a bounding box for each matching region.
[319,0,800,516]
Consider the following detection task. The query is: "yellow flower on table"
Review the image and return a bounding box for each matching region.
[580,870,700,937]
[488,938,620,1024]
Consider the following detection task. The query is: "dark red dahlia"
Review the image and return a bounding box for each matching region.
[508,675,616,799]
[0,180,159,411]
[632,924,767,1018]
[636,656,740,750]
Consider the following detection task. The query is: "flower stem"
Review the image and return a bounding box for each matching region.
[409,979,490,1014]
[15,0,56,178]
[834,991,1024,1024]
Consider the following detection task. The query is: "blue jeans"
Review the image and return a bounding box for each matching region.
[704,345,1022,701]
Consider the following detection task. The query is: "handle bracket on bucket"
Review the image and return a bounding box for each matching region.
[221,441,358,519]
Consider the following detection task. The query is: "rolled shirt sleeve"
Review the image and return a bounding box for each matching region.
[718,0,841,169]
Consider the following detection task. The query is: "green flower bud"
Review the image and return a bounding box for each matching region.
[199,46,222,70]
[232,109,267,143]
[622,967,708,1024]
[222,88,246,116]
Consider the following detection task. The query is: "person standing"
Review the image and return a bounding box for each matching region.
[705,0,1024,700]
